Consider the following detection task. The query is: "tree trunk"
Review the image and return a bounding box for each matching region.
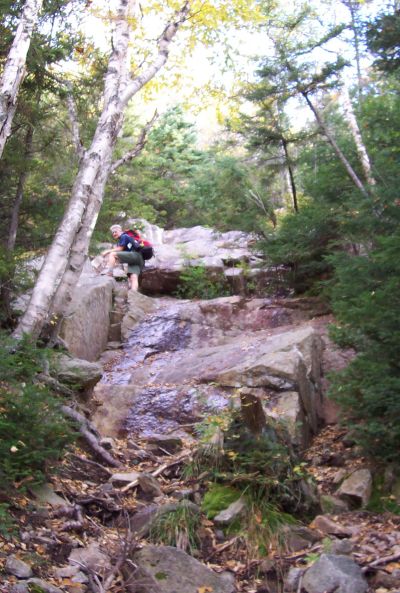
[49,173,106,326]
[341,85,376,187]
[301,91,370,198]
[0,0,43,158]
[0,125,34,325]
[281,137,298,212]
[342,0,363,101]
[7,126,34,251]
[51,114,157,323]
[14,0,190,339]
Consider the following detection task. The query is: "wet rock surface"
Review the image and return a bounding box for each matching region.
[93,295,325,440]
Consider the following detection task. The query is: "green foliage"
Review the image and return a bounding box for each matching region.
[202,483,241,519]
[148,503,201,554]
[245,498,297,557]
[260,200,338,292]
[175,265,232,300]
[0,333,76,487]
[194,412,306,556]
[366,474,400,515]
[223,418,311,515]
[0,0,89,252]
[99,107,205,230]
[0,502,17,539]
[253,66,400,462]
[366,8,400,76]
[0,247,38,325]
[99,107,262,234]
[328,230,400,461]
[192,410,315,517]
[183,154,260,233]
[27,585,47,593]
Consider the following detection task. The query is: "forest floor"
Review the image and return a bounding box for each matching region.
[1,420,400,593]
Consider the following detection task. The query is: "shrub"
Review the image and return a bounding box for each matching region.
[260,201,339,293]
[149,503,201,554]
[328,231,400,461]
[0,333,76,487]
[223,419,311,515]
[175,265,232,300]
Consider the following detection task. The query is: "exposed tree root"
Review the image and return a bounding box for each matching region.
[61,405,122,468]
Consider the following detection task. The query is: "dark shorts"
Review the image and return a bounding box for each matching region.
[116,251,144,276]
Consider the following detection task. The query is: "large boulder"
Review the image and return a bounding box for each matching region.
[336,469,373,508]
[92,297,324,448]
[132,545,236,593]
[301,554,368,593]
[101,219,270,296]
[272,391,307,448]
[91,384,140,437]
[60,275,114,361]
[52,353,103,391]
[121,290,158,339]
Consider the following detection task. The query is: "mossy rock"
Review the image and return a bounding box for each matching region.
[202,483,241,519]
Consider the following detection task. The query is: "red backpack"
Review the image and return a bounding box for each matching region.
[123,229,154,261]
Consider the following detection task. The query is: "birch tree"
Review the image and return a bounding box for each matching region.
[299,88,370,197]
[49,110,157,325]
[251,7,371,199]
[0,0,43,158]
[13,0,266,339]
[14,0,190,338]
[341,84,376,186]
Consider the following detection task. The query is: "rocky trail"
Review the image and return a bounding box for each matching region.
[0,295,400,593]
[2,222,400,593]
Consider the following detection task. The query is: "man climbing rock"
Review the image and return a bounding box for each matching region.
[101,224,144,291]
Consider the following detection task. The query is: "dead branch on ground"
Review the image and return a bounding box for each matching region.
[120,451,191,493]
[62,405,122,468]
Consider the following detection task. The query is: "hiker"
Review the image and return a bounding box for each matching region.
[101,224,144,291]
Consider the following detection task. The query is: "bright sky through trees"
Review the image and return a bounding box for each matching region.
[67,0,384,140]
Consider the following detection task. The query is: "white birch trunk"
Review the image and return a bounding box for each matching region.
[50,113,157,323]
[14,0,190,339]
[0,0,43,158]
[341,85,376,186]
[301,91,370,198]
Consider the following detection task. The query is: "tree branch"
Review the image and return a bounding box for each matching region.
[363,551,400,572]
[120,1,191,107]
[110,110,158,173]
[66,82,85,161]
[120,451,190,493]
[47,73,85,160]
[71,515,139,593]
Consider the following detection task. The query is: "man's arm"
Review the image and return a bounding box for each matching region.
[101,245,124,256]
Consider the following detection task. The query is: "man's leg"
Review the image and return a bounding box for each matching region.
[129,273,139,291]
[106,252,119,268]
[101,252,119,274]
